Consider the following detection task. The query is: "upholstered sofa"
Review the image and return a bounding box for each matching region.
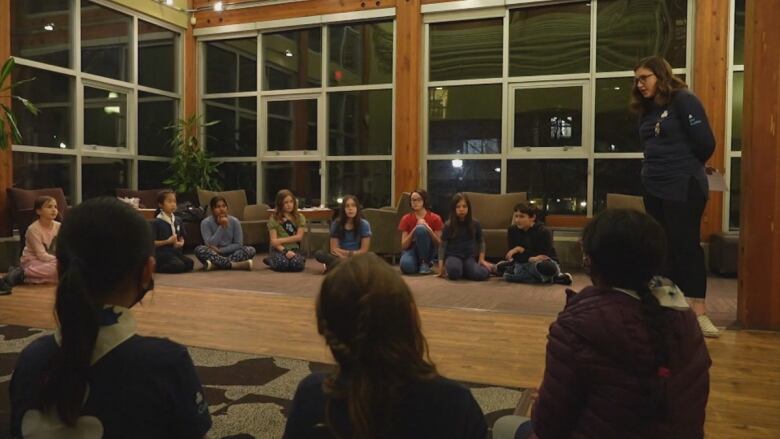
[462,192,528,259]
[362,193,412,260]
[197,189,270,247]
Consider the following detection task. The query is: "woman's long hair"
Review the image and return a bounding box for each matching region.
[630,56,688,114]
[334,194,364,242]
[274,189,300,225]
[317,253,438,439]
[582,209,673,418]
[445,192,475,240]
[39,197,154,426]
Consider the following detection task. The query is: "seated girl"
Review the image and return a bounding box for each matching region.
[398,189,443,275]
[437,193,491,281]
[1,196,60,294]
[493,209,711,439]
[265,189,307,272]
[314,194,371,273]
[283,253,487,439]
[10,197,211,438]
[152,190,194,274]
[194,195,255,270]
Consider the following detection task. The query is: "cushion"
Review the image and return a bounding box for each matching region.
[197,189,249,221]
[464,192,527,229]
[6,187,68,224]
[606,193,646,213]
[116,188,166,209]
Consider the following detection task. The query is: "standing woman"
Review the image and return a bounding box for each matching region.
[632,56,718,337]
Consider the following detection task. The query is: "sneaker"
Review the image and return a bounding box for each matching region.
[245,259,253,271]
[697,314,720,338]
[231,260,252,271]
[6,266,24,286]
[552,272,573,286]
[418,262,432,275]
[204,260,214,271]
[495,260,513,275]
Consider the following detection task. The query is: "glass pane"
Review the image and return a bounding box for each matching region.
[509,3,590,76]
[328,90,392,156]
[594,77,640,152]
[426,160,501,216]
[84,87,127,148]
[514,87,582,148]
[139,160,170,190]
[597,0,688,72]
[429,85,501,155]
[204,98,257,157]
[507,159,587,215]
[327,161,391,209]
[217,162,257,204]
[11,65,73,149]
[205,38,257,94]
[11,0,72,67]
[12,152,76,203]
[267,99,318,152]
[82,157,131,200]
[733,0,745,65]
[729,157,740,229]
[329,21,393,86]
[262,161,321,207]
[429,19,503,81]
[263,28,322,90]
[138,92,177,157]
[593,159,644,213]
[138,20,177,92]
[81,1,131,81]
[731,71,743,151]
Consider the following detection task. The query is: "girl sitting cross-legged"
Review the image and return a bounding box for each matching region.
[314,194,372,273]
[398,189,443,275]
[437,193,492,281]
[265,189,307,272]
[194,195,255,271]
[152,190,194,274]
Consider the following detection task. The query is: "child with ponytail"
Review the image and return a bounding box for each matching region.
[494,209,711,439]
[10,197,211,438]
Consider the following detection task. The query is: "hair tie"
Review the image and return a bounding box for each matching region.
[657,367,671,378]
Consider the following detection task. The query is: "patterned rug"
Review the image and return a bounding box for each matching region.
[0,324,523,439]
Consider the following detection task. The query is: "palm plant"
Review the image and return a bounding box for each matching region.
[163,113,222,194]
[0,57,39,150]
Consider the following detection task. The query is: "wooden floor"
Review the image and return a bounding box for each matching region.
[1,283,778,439]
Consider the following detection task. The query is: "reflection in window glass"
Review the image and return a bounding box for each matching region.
[594,77,639,152]
[731,72,743,151]
[205,38,257,94]
[138,160,171,190]
[11,0,72,67]
[204,98,257,157]
[83,87,127,148]
[12,152,76,203]
[507,159,587,215]
[429,19,503,81]
[138,92,177,157]
[263,28,322,90]
[427,160,501,216]
[267,100,318,152]
[509,3,590,76]
[217,162,257,204]
[514,87,582,148]
[429,85,501,155]
[729,157,740,229]
[329,90,392,156]
[262,161,321,207]
[733,0,745,66]
[593,159,643,213]
[327,161,391,209]
[329,21,393,86]
[138,20,177,92]
[82,157,130,199]
[11,66,73,149]
[81,0,131,81]
[597,0,688,72]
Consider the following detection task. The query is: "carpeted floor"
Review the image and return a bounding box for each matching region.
[153,254,739,327]
[0,324,524,439]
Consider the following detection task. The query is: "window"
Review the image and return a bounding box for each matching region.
[428,85,502,155]
[263,28,322,90]
[328,90,392,156]
[138,92,177,157]
[11,66,73,149]
[83,86,127,149]
[81,1,132,81]
[204,98,257,157]
[329,21,393,86]
[11,0,72,68]
[262,161,320,207]
[327,161,391,209]
[266,99,318,152]
[82,157,131,199]
[12,152,76,203]
[513,85,584,149]
[139,20,177,92]
[205,38,257,94]
[726,0,745,230]
[429,19,503,81]
[427,160,501,215]
[507,159,588,215]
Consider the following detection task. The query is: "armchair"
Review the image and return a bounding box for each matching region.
[362,192,412,260]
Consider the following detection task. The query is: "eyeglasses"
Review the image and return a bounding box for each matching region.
[410,197,423,202]
[634,73,655,84]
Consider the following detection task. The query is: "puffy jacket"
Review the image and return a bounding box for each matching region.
[531,286,711,439]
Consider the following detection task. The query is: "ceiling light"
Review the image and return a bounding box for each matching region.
[214,1,224,11]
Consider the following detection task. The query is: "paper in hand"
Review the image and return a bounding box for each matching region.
[706,168,729,192]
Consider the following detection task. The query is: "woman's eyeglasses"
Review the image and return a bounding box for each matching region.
[634,73,655,84]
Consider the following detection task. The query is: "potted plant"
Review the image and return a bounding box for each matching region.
[163,113,222,204]
[0,57,39,150]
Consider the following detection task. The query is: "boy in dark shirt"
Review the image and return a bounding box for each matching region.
[496,203,572,285]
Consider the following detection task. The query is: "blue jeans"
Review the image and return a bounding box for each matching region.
[503,260,560,284]
[399,225,437,274]
[445,256,489,281]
